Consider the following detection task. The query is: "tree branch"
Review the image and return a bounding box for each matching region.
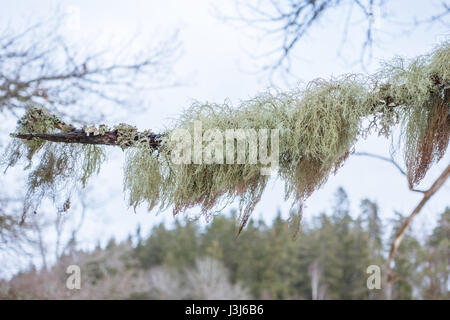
[354,151,449,299]
[354,152,426,193]
[12,129,164,149]
[385,164,450,299]
[0,13,180,120]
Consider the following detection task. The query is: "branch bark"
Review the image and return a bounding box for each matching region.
[10,75,447,150]
[385,164,450,299]
[353,152,449,299]
[13,129,164,149]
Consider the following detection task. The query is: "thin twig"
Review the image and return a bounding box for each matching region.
[353,152,427,193]
[385,164,450,298]
[12,130,164,149]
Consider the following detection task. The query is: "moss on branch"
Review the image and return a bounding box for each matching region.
[4,41,449,230]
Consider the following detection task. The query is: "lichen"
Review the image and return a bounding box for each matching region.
[80,144,107,187]
[124,141,163,211]
[114,123,138,150]
[21,142,106,221]
[3,106,106,221]
[11,106,64,163]
[375,40,450,186]
[122,42,448,230]
[82,124,110,137]
[4,41,449,230]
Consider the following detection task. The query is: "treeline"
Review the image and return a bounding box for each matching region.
[1,188,448,299]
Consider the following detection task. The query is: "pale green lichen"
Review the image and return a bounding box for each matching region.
[114,123,138,149]
[23,143,76,216]
[3,106,106,221]
[80,144,107,187]
[124,141,163,211]
[4,106,76,170]
[428,40,450,85]
[22,142,106,220]
[82,124,110,137]
[123,42,449,230]
[121,78,373,227]
[375,40,450,186]
[9,106,63,164]
[4,41,449,229]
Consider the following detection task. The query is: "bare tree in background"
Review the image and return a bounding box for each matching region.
[147,266,187,299]
[308,260,327,300]
[0,10,180,276]
[0,187,105,279]
[0,11,180,121]
[354,153,450,299]
[186,257,251,299]
[225,0,450,78]
[0,190,34,272]
[148,257,252,299]
[1,241,150,299]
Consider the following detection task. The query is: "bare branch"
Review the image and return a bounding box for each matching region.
[12,129,164,149]
[0,13,181,121]
[413,2,450,26]
[385,164,450,299]
[353,152,426,193]
[225,0,448,77]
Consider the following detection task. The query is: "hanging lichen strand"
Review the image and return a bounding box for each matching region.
[3,107,106,221]
[4,41,450,229]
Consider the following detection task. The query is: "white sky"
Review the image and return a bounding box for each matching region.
[1,0,449,275]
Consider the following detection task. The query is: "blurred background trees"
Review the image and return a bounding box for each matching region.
[0,9,180,277]
[0,10,179,120]
[1,187,448,299]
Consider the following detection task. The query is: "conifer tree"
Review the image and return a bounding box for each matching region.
[420,208,450,299]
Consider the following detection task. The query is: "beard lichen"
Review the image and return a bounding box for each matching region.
[279,76,373,201]
[19,142,106,221]
[124,100,273,228]
[403,91,449,187]
[3,106,106,222]
[124,140,163,211]
[122,41,449,230]
[4,106,73,169]
[375,40,450,187]
[3,41,450,229]
[22,143,105,219]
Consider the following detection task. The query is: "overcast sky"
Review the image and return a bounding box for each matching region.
[1,0,449,275]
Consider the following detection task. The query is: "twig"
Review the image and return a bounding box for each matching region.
[12,130,164,149]
[353,152,426,193]
[385,164,450,299]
